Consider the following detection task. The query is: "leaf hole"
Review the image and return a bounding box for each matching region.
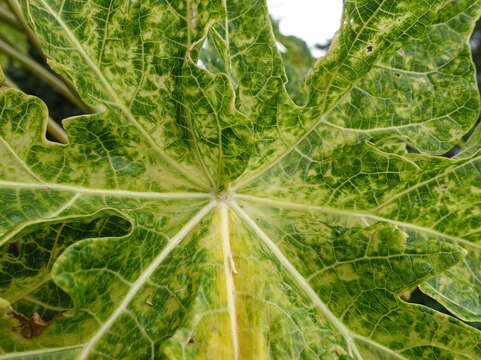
[7,241,20,258]
[268,0,343,57]
[441,145,462,158]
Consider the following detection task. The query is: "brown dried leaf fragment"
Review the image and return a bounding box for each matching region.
[8,309,59,339]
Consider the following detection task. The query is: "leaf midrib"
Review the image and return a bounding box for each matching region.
[0,181,211,247]
[0,180,211,199]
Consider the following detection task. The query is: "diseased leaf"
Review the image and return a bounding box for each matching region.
[1,0,481,359]
[0,214,130,327]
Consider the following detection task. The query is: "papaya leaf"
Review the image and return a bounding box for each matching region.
[1,0,481,359]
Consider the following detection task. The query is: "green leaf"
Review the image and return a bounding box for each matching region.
[1,0,481,359]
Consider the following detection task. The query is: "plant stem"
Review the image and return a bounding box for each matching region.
[0,6,22,30]
[0,37,90,112]
[4,0,93,113]
[3,75,69,144]
[0,24,31,59]
[5,0,43,56]
[45,117,69,144]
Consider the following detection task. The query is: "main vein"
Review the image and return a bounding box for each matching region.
[219,202,240,360]
[0,180,211,199]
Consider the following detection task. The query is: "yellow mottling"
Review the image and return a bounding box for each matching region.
[337,264,360,281]
[470,186,481,194]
